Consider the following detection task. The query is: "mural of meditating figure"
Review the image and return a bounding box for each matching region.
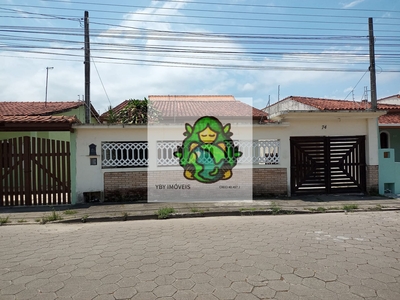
[174,116,242,184]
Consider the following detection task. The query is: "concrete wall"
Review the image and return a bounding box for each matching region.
[264,99,317,116]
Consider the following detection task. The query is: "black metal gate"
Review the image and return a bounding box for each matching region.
[290,136,366,194]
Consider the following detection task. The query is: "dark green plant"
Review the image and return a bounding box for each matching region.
[81,214,89,223]
[121,212,129,221]
[0,216,10,224]
[108,98,162,125]
[156,207,175,219]
[63,210,77,215]
[270,202,282,215]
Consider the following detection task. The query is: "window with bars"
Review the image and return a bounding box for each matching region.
[156,140,280,166]
[101,141,148,168]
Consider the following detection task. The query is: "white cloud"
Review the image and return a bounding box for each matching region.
[341,0,365,9]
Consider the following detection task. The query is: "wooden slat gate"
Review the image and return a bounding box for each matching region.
[290,136,366,194]
[0,136,71,206]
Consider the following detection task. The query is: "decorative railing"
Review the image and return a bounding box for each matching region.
[102,141,148,168]
[157,140,280,166]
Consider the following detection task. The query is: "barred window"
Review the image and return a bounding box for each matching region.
[101,141,148,168]
[156,140,280,166]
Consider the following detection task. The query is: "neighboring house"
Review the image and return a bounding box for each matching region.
[72,95,384,204]
[377,95,400,194]
[264,95,400,195]
[0,101,99,206]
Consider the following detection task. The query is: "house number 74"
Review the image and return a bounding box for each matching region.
[321,125,327,129]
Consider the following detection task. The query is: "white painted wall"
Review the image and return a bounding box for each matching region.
[73,113,380,202]
[264,99,318,115]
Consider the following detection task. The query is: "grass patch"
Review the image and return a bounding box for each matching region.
[121,212,129,221]
[35,218,41,223]
[190,208,204,214]
[40,209,63,224]
[81,214,89,223]
[0,216,10,224]
[270,202,282,215]
[368,204,383,211]
[156,207,175,219]
[239,207,257,212]
[17,219,27,223]
[63,210,77,215]
[342,204,359,212]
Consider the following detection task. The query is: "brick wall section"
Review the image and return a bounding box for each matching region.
[104,168,288,201]
[366,165,379,193]
[253,168,287,196]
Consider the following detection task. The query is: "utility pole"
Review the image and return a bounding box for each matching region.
[369,17,377,110]
[45,67,54,106]
[84,11,91,124]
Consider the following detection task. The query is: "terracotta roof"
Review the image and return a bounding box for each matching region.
[0,115,78,124]
[153,101,265,118]
[284,96,400,111]
[379,113,400,125]
[0,101,85,116]
[148,95,236,101]
[101,96,268,121]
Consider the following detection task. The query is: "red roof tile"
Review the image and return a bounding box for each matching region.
[149,95,236,101]
[379,113,400,124]
[0,115,78,124]
[0,101,85,116]
[101,96,268,121]
[285,96,400,111]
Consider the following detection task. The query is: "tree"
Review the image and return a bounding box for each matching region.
[107,98,161,124]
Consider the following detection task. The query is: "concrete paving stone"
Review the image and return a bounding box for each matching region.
[350,285,377,298]
[192,283,215,294]
[172,279,195,290]
[208,277,232,288]
[274,291,300,300]
[137,271,158,281]
[172,270,192,279]
[230,281,253,293]
[361,278,388,290]
[173,290,197,300]
[274,265,294,274]
[225,271,247,282]
[234,292,260,300]
[92,295,114,300]
[135,280,157,292]
[206,268,228,278]
[337,274,362,286]
[25,278,50,289]
[191,273,212,284]
[1,271,24,281]
[212,287,237,300]
[195,294,219,300]
[94,283,118,295]
[252,286,276,299]
[325,280,350,293]
[377,288,400,300]
[189,264,209,274]
[372,272,397,283]
[156,266,176,276]
[55,284,81,298]
[314,270,337,282]
[155,274,176,285]
[267,280,290,292]
[221,263,242,272]
[100,274,122,284]
[381,267,400,277]
[153,284,177,297]
[302,277,326,289]
[39,281,64,293]
[173,262,192,270]
[386,282,400,292]
[293,268,314,278]
[15,288,41,300]
[312,288,340,300]
[30,292,57,300]
[260,269,282,280]
[0,296,16,300]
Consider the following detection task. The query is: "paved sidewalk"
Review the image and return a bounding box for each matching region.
[1,194,399,225]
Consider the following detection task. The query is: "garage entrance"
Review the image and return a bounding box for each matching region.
[290,136,366,194]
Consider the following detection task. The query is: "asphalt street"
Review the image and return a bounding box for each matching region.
[1,211,400,300]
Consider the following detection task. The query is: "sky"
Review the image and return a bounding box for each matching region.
[0,0,399,113]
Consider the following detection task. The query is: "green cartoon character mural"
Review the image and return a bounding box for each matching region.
[174,116,242,183]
